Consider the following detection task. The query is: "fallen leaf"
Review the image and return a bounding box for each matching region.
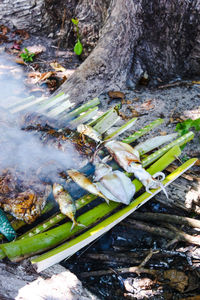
[192,81,200,85]
[15,58,26,65]
[195,159,200,166]
[27,44,46,55]
[14,29,29,40]
[0,34,8,44]
[180,296,200,300]
[37,71,55,82]
[133,97,139,101]
[108,91,125,100]
[11,41,21,50]
[126,100,132,104]
[127,106,140,117]
[50,61,66,72]
[0,25,10,35]
[140,99,155,110]
[159,131,167,136]
[163,269,188,292]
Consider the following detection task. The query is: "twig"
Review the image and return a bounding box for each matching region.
[139,249,159,268]
[129,212,200,229]
[158,81,192,89]
[80,266,159,278]
[125,219,200,246]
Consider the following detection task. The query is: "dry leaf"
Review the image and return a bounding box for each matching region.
[180,296,200,300]
[0,34,8,44]
[163,269,188,292]
[126,100,132,104]
[27,44,46,55]
[127,106,139,117]
[192,81,200,85]
[14,29,29,40]
[37,71,55,82]
[140,99,155,110]
[195,159,200,166]
[15,58,26,65]
[50,62,66,72]
[159,131,167,136]
[133,97,139,101]
[108,91,125,100]
[0,25,10,35]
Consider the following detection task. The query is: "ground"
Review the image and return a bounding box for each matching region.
[0,29,200,300]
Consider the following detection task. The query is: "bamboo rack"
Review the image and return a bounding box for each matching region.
[0,93,197,271]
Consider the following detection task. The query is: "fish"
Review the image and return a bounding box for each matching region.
[67,169,110,204]
[52,183,85,231]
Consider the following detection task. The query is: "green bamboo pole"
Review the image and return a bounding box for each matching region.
[142,131,194,167]
[87,109,111,127]
[61,97,100,121]
[69,107,99,127]
[135,133,178,155]
[104,117,137,140]
[93,108,121,134]
[1,145,181,262]
[19,194,96,239]
[122,118,164,143]
[33,157,197,272]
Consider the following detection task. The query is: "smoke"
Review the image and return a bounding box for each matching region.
[0,54,85,183]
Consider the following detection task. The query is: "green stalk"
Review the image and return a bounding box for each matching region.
[69,107,98,127]
[142,131,194,167]
[33,157,197,272]
[87,110,111,127]
[19,194,96,240]
[122,118,164,143]
[61,97,100,121]
[93,108,120,134]
[1,146,181,262]
[104,117,137,140]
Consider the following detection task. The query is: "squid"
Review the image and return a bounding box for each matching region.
[104,140,168,198]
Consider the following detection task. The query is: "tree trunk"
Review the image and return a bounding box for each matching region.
[1,0,200,103]
[55,0,200,103]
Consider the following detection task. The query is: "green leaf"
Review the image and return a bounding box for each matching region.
[175,119,193,135]
[175,118,200,136]
[72,18,79,25]
[193,118,200,131]
[74,39,83,55]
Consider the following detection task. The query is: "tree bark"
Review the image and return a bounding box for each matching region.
[55,0,200,103]
[1,0,200,103]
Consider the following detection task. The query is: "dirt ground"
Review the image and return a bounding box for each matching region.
[0,30,200,299]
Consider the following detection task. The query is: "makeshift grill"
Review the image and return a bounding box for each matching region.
[0,92,197,272]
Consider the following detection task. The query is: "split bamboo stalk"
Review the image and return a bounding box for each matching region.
[32,158,197,272]
[122,118,164,143]
[1,145,182,262]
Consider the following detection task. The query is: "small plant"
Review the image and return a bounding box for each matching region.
[20,48,35,63]
[175,118,200,136]
[71,18,83,56]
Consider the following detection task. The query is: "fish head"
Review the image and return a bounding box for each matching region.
[52,183,64,196]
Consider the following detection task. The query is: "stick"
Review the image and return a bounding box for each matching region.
[130,212,200,229]
[125,219,200,246]
[80,266,159,278]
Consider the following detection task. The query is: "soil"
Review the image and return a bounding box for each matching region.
[0,31,200,300]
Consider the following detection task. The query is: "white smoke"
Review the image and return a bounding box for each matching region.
[0,54,84,183]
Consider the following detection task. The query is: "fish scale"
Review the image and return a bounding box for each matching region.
[0,209,16,241]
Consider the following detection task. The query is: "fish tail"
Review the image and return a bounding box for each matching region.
[77,222,86,228]
[103,196,110,205]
